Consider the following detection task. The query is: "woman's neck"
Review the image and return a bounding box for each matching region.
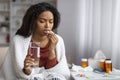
[32,33,49,48]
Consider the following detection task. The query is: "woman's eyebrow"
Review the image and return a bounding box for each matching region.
[39,18,53,20]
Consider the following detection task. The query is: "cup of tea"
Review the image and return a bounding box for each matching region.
[99,59,105,71]
[105,60,112,73]
[81,58,88,68]
[29,42,40,67]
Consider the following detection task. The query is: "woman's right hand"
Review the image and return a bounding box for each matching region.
[23,54,35,75]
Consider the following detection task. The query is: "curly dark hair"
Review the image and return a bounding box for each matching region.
[16,2,60,37]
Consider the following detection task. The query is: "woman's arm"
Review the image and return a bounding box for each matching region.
[45,35,70,80]
[11,35,37,79]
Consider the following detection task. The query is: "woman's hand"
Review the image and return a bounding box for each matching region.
[44,29,58,59]
[23,54,35,75]
[48,31,58,50]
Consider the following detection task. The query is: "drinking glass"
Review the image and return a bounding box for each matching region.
[29,42,40,67]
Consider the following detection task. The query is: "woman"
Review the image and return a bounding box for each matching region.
[0,2,70,80]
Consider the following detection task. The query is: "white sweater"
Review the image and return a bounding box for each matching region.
[0,34,70,80]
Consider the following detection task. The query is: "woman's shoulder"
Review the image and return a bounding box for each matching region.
[12,35,31,45]
[13,34,31,41]
[13,35,24,41]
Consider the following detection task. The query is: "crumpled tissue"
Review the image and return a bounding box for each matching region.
[94,50,106,59]
[71,64,93,72]
[88,50,106,69]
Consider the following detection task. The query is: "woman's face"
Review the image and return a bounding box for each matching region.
[35,11,54,36]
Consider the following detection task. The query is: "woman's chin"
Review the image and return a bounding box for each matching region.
[43,34,48,37]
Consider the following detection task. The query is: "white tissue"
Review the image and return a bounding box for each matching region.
[88,59,100,69]
[94,50,106,59]
[71,64,93,72]
[84,66,93,71]
[110,68,120,76]
[88,50,106,69]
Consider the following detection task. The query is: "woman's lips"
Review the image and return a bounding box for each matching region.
[44,29,51,35]
[44,30,50,33]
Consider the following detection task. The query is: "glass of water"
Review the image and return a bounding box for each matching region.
[29,42,40,67]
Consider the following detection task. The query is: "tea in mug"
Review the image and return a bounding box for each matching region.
[105,60,112,73]
[81,58,87,68]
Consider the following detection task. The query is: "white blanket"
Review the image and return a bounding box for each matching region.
[0,34,70,80]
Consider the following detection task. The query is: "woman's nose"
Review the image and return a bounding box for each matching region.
[45,22,50,28]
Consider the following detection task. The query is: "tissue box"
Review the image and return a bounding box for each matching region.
[88,58,100,69]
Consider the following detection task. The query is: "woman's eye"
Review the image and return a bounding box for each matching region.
[39,20,45,23]
[49,20,53,24]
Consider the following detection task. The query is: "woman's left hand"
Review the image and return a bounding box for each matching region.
[48,31,58,50]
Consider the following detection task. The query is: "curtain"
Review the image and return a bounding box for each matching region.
[57,0,120,69]
[112,0,120,69]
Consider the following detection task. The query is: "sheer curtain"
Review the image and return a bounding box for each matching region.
[112,0,120,69]
[57,0,120,69]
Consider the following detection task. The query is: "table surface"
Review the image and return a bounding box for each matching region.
[71,71,120,80]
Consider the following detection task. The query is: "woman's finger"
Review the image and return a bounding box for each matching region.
[24,62,31,67]
[48,31,56,39]
[49,34,56,42]
[25,58,34,63]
